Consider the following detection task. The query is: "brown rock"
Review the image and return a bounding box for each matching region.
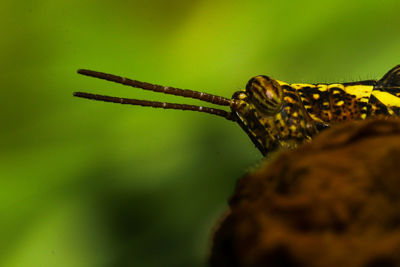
[210,118,400,267]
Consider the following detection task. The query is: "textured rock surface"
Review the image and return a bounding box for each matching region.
[210,118,400,267]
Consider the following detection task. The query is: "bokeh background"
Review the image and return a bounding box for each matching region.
[1,0,400,266]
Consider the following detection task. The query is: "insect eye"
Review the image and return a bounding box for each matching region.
[246,75,283,114]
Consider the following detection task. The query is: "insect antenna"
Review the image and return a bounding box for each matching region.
[73,92,235,121]
[74,69,238,121]
[77,69,232,106]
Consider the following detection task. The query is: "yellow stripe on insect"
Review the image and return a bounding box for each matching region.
[316,84,328,91]
[343,85,374,99]
[372,90,400,107]
[276,80,288,86]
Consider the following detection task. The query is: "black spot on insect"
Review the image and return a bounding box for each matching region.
[285,92,299,100]
[318,102,331,110]
[282,85,296,92]
[330,87,345,94]
[358,102,368,107]
[284,102,297,109]
[367,95,390,116]
[390,107,400,116]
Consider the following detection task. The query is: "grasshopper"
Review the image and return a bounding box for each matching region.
[74,65,400,156]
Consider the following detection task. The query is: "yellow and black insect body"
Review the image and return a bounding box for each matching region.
[74,65,400,156]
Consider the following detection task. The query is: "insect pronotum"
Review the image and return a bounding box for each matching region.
[74,65,400,156]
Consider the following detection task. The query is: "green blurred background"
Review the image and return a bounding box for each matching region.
[1,0,400,266]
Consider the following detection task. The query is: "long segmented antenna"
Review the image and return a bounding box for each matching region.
[73,92,234,120]
[77,69,232,106]
[74,69,236,121]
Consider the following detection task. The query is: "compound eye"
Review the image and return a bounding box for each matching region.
[246,75,283,114]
